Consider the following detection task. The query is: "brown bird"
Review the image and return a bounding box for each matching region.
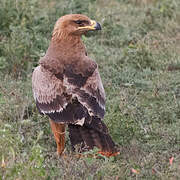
[32,14,118,157]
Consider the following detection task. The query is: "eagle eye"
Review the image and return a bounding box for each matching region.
[74,20,89,26]
[75,20,82,24]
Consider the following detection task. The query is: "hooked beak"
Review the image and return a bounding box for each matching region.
[78,20,102,31]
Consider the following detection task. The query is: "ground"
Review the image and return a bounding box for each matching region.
[0,0,180,179]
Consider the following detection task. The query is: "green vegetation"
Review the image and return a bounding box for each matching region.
[0,0,180,179]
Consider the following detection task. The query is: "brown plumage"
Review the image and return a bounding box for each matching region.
[32,14,118,157]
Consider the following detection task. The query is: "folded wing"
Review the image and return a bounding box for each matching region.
[32,59,105,124]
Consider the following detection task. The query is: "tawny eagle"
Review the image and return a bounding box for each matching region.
[32,14,118,157]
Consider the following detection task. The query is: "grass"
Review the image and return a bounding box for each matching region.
[0,0,180,179]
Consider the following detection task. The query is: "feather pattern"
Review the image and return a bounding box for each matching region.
[32,59,105,122]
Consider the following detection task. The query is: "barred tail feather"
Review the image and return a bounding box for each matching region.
[68,119,118,154]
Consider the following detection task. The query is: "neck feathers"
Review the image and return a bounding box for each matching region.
[51,29,86,58]
[52,28,68,42]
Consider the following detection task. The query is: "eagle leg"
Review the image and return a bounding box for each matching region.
[49,120,66,155]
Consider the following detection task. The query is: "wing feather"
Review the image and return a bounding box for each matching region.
[64,67,106,119]
[83,68,106,109]
[32,66,67,114]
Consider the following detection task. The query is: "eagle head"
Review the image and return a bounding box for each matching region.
[52,14,101,39]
